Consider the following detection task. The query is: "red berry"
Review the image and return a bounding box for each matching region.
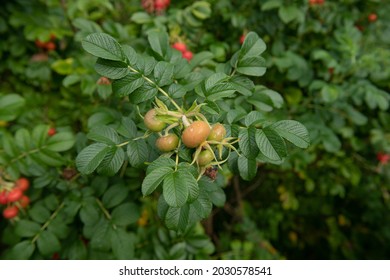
[317,0,324,4]
[50,33,56,41]
[182,50,193,61]
[377,153,390,165]
[154,0,166,10]
[48,127,56,136]
[0,190,8,205]
[7,189,23,202]
[309,0,317,5]
[368,13,377,22]
[240,34,246,44]
[3,206,19,219]
[19,196,30,208]
[15,177,30,192]
[172,42,187,53]
[45,41,56,51]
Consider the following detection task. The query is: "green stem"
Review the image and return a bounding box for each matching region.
[32,202,65,244]
[95,198,111,221]
[127,65,182,112]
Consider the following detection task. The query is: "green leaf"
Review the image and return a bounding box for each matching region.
[102,183,129,209]
[37,230,61,256]
[230,75,255,96]
[29,204,51,223]
[237,57,266,76]
[279,5,301,24]
[80,201,100,225]
[163,170,190,207]
[130,12,152,24]
[271,120,310,148]
[0,94,25,121]
[15,128,31,150]
[129,83,158,104]
[97,146,125,175]
[238,156,257,181]
[111,229,135,259]
[82,33,125,61]
[90,218,112,251]
[123,45,137,65]
[15,220,41,237]
[204,73,236,101]
[202,100,220,115]
[239,32,266,60]
[112,73,144,97]
[256,127,287,161]
[7,241,35,260]
[95,58,129,79]
[148,30,170,58]
[87,125,120,145]
[127,139,148,167]
[34,149,65,167]
[165,204,190,232]
[154,61,174,86]
[190,190,212,219]
[177,168,199,203]
[76,143,111,174]
[111,203,140,226]
[32,124,49,147]
[244,111,265,127]
[146,157,176,175]
[239,127,259,159]
[46,132,75,152]
[117,117,137,138]
[142,166,173,196]
[168,83,187,98]
[261,0,282,10]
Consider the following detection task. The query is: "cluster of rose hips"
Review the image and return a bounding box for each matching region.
[35,34,56,52]
[172,42,193,61]
[0,177,30,219]
[144,100,238,177]
[309,0,324,6]
[141,0,170,14]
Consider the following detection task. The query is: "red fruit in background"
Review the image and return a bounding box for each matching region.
[50,33,56,41]
[368,13,377,22]
[240,34,246,44]
[19,195,30,208]
[7,189,23,202]
[182,50,193,61]
[317,0,324,4]
[377,153,390,165]
[172,42,187,53]
[154,0,167,10]
[48,127,56,136]
[0,190,8,205]
[46,41,56,51]
[328,68,334,75]
[97,76,111,85]
[15,177,30,192]
[35,40,46,48]
[3,206,19,219]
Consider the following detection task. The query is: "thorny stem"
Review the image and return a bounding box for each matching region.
[32,202,65,243]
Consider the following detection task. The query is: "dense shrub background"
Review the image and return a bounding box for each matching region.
[0,0,389,260]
